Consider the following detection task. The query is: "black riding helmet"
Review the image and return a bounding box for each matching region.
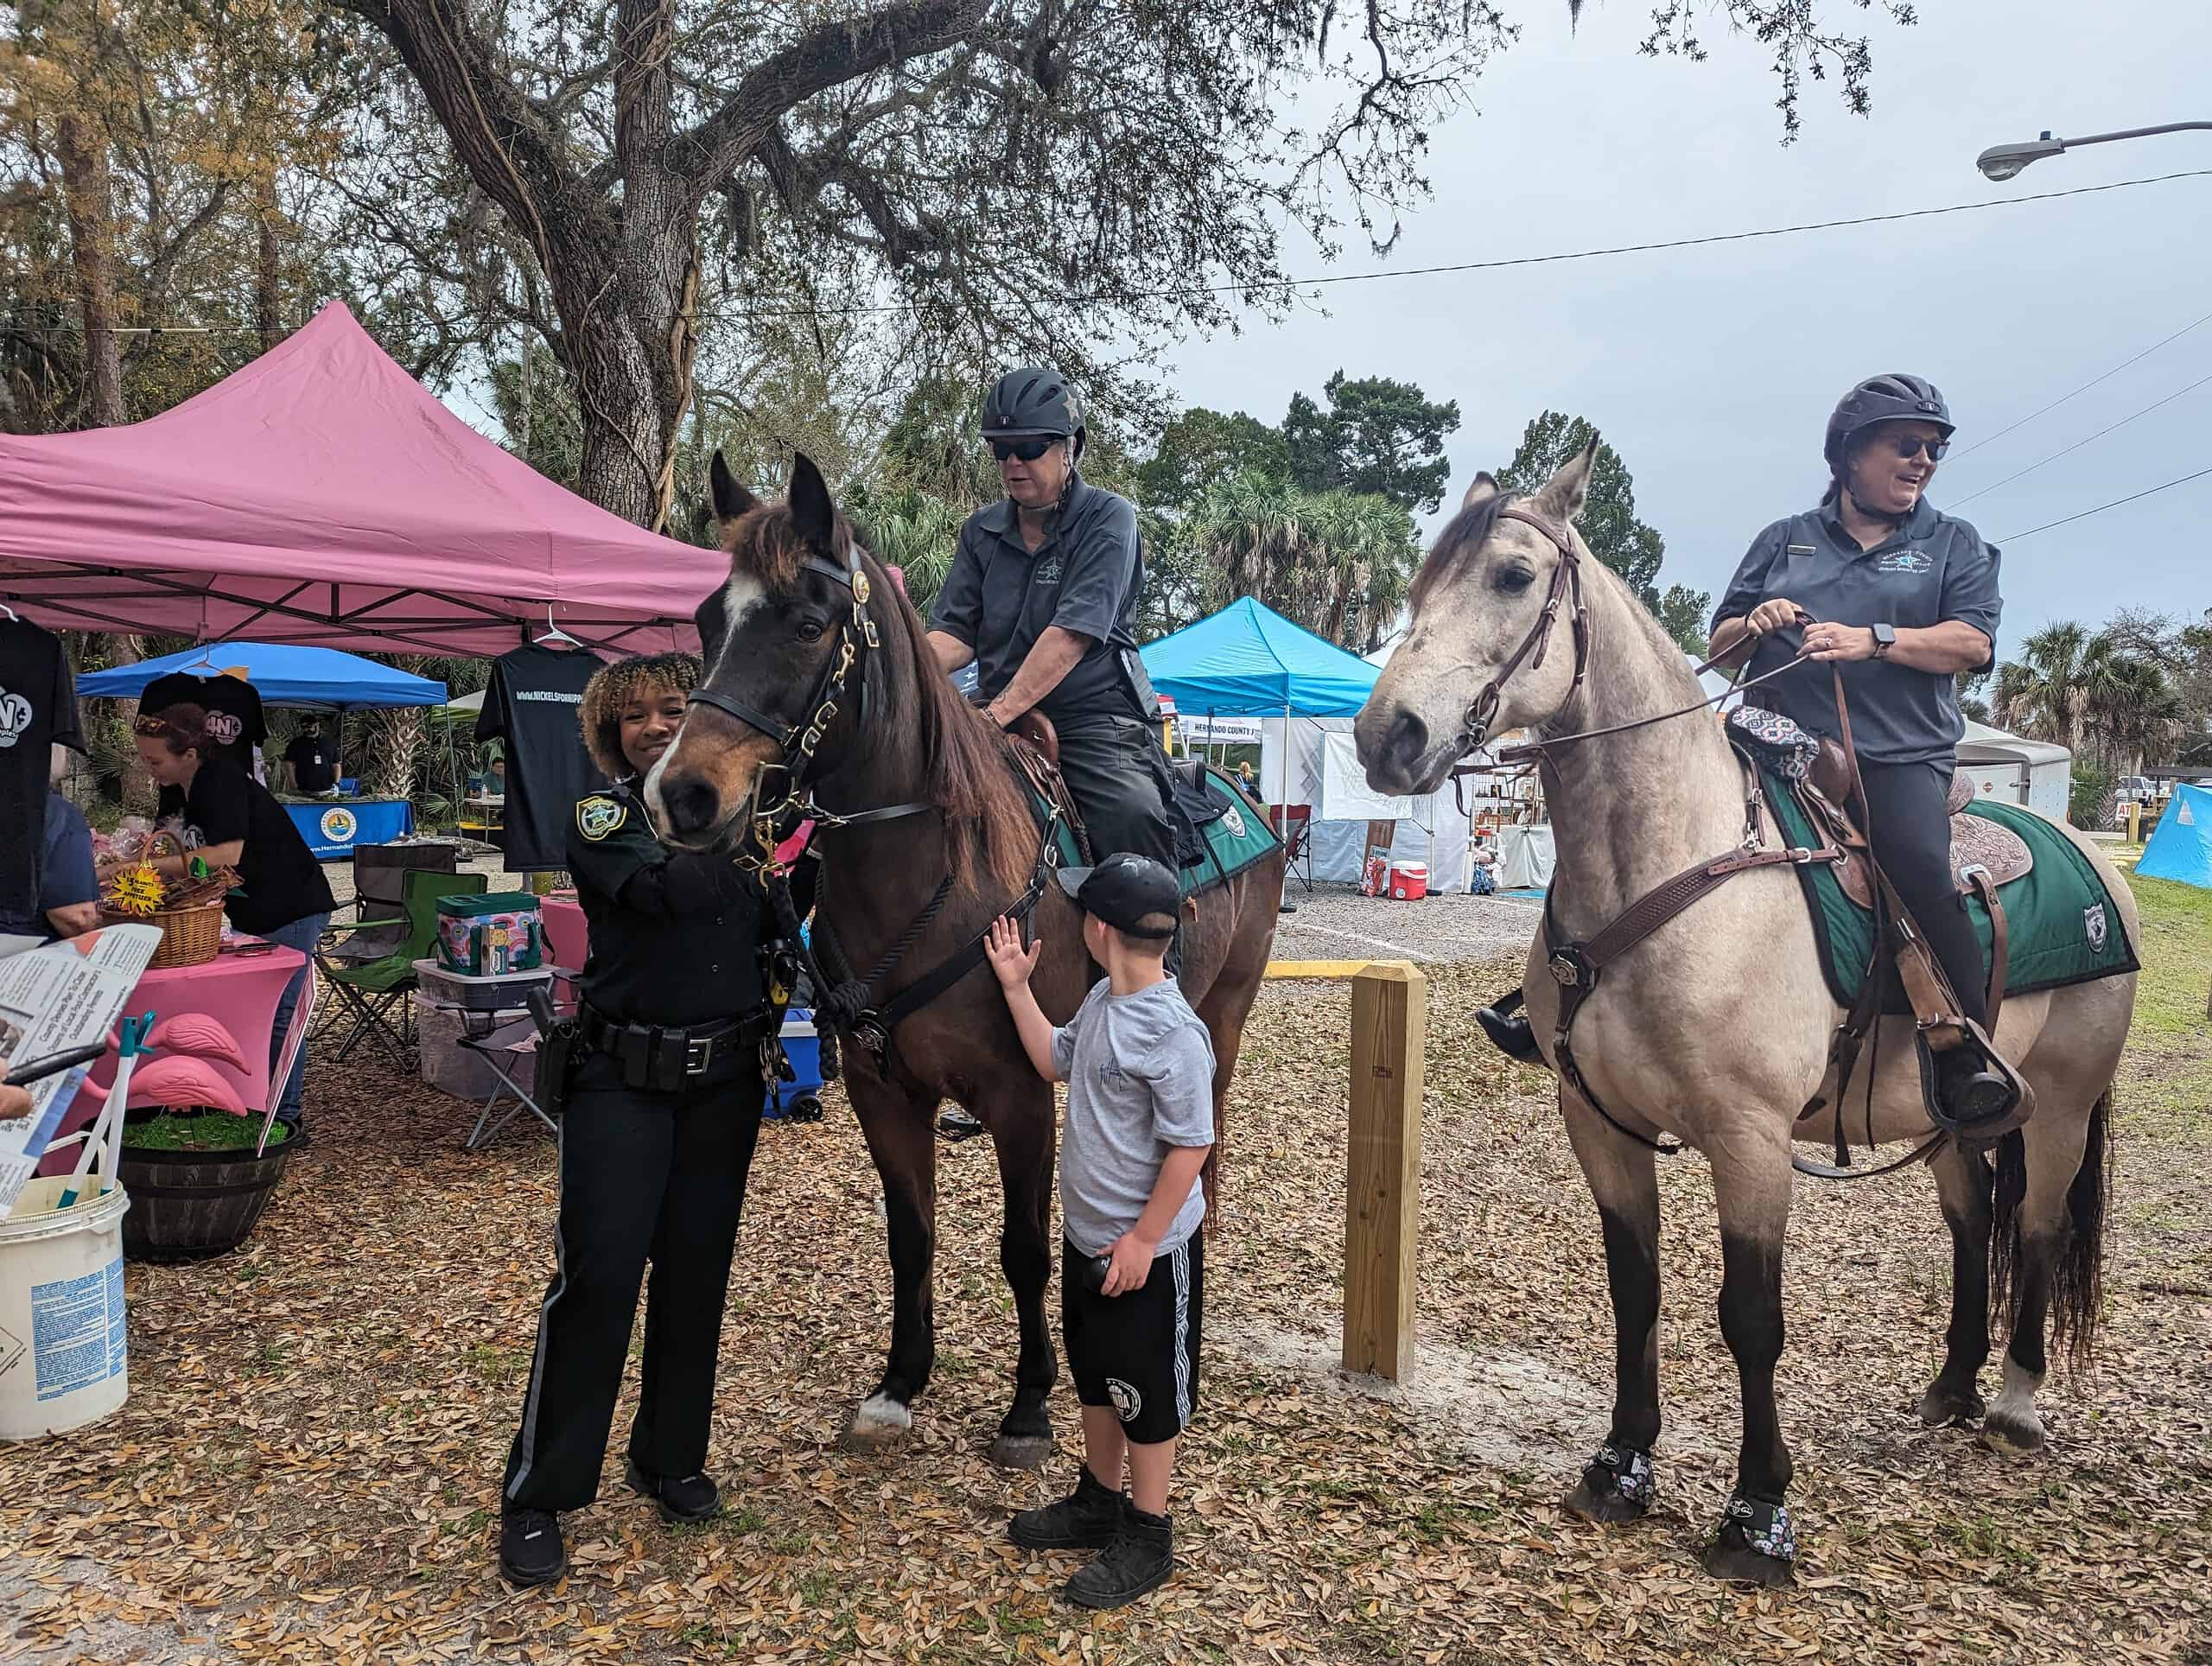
[1823,373,1954,474]
[982,365,1086,459]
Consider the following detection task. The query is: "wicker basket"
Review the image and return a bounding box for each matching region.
[102,831,229,969]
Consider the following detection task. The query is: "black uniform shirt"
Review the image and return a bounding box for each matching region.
[283,733,338,793]
[0,618,81,921]
[141,671,266,773]
[567,780,776,1027]
[1713,498,2002,766]
[161,760,336,936]
[929,478,1149,722]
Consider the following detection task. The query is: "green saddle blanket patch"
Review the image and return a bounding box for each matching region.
[1039,766,1281,900]
[1763,767,2139,1011]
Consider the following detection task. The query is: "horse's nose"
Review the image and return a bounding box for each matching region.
[1382,708,1428,774]
[658,771,722,841]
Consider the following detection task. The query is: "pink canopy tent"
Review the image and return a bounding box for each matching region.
[0,303,727,656]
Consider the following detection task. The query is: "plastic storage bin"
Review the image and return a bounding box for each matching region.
[414,957,554,1011]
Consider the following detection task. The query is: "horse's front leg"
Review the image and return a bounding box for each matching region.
[1701,1124,1797,1587]
[842,1073,940,1452]
[1920,1141,1994,1428]
[1560,1089,1663,1526]
[976,1076,1059,1470]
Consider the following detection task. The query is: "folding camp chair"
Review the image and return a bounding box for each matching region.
[1268,804,1315,893]
[317,868,487,1063]
[454,1010,556,1149]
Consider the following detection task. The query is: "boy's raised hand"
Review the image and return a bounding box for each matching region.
[982,915,1042,989]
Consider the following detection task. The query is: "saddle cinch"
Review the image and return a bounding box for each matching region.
[1785,735,2037,1147]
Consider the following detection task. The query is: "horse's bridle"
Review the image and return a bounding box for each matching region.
[1452,507,1592,754]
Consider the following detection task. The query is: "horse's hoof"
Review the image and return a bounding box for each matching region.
[1918,1385,1986,1428]
[1700,1538,1796,1587]
[1979,1411,2045,1458]
[841,1391,913,1454]
[1563,1477,1648,1524]
[987,1433,1054,1472]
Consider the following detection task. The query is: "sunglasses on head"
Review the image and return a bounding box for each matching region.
[988,436,1058,463]
[1887,432,1949,462]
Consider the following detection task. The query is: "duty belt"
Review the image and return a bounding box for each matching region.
[580,1004,775,1089]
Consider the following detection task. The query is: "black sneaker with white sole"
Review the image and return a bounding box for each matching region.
[499,1508,566,1587]
[625,1455,721,1523]
[1065,1507,1174,1609]
[1008,1466,1125,1551]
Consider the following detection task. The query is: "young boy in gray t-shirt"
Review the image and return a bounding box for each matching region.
[982,852,1216,1611]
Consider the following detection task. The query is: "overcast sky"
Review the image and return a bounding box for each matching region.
[1165,0,2212,649]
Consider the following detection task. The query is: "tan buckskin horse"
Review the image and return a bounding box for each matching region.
[647,452,1284,1467]
[1355,441,2136,1587]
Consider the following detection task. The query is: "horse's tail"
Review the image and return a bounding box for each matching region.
[1990,1086,2112,1374]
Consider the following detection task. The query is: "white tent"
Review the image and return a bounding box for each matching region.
[1957,719,2071,822]
[1255,715,1472,893]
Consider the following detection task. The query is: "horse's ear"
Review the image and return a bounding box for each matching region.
[1535,434,1598,524]
[709,450,757,527]
[1461,472,1501,512]
[789,451,836,550]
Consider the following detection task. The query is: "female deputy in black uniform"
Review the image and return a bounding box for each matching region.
[1708,373,2013,1134]
[499,652,791,1587]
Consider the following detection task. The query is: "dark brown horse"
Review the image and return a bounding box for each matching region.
[647,450,1285,1466]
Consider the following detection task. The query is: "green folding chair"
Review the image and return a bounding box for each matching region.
[317,869,487,1064]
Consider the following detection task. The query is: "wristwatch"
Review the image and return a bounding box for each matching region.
[1870,623,1897,658]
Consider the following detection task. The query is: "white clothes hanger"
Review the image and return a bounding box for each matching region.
[534,604,582,649]
[0,600,17,620]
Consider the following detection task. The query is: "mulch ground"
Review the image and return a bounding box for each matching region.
[3,951,2209,1663]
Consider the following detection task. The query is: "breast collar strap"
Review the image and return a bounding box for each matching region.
[1454,507,1591,754]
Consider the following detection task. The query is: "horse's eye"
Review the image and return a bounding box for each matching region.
[1495,565,1536,595]
[798,620,826,643]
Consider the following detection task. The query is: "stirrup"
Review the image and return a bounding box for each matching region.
[1916,1019,2032,1143]
[1476,987,1545,1065]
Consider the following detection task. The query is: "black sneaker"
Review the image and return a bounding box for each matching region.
[499,1508,566,1587]
[1009,1466,1125,1551]
[1065,1506,1174,1609]
[625,1456,720,1523]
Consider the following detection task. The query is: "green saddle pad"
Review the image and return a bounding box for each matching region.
[1763,767,2139,1010]
[1041,766,1281,900]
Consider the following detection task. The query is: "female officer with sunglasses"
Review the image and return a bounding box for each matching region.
[1707,373,2014,1133]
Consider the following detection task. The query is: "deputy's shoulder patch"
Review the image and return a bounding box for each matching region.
[576,795,628,842]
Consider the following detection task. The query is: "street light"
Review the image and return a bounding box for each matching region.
[1978,121,2212,181]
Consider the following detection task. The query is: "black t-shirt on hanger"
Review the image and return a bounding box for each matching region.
[475,641,605,871]
[0,617,84,921]
[141,671,267,773]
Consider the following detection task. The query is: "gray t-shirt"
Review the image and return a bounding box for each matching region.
[1052,978,1217,1257]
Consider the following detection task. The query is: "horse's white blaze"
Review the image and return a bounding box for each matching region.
[642,732,680,826]
[718,570,766,635]
[853,1391,912,1431]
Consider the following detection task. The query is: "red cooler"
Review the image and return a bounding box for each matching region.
[1388,862,1429,900]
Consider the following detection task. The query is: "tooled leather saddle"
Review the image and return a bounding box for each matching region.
[1802,738,2035,912]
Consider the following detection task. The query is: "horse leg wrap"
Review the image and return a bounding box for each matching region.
[1585,1444,1655,1510]
[1715,1492,1796,1565]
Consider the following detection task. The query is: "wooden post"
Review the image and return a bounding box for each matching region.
[1343,962,1427,1382]
[2126,801,2141,843]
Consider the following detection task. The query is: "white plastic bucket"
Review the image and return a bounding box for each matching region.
[0,1176,131,1441]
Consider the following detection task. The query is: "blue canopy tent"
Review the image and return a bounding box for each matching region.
[1141,596,1378,718]
[77,640,446,709]
[2137,783,2212,889]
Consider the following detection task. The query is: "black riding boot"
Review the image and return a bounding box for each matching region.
[1476,987,1544,1064]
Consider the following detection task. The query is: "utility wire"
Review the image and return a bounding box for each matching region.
[1948,368,2212,509]
[1947,304,2212,462]
[1997,464,2212,544]
[3,167,2209,336]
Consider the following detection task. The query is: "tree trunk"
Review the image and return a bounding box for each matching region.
[54,112,124,428]
[109,634,154,811]
[255,172,283,353]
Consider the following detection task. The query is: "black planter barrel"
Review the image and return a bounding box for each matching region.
[117,1133,307,1262]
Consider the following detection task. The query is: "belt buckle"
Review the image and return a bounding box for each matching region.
[684,1034,714,1076]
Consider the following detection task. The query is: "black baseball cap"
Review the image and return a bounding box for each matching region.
[1057,853,1179,938]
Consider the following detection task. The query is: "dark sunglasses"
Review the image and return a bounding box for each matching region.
[988,436,1058,463]
[1887,433,1949,462]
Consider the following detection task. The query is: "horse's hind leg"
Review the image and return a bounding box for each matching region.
[842,1075,940,1453]
[1985,1090,2107,1457]
[1920,1141,1993,1428]
[977,1078,1058,1470]
[1700,1129,1797,1588]
[1560,1092,1663,1527]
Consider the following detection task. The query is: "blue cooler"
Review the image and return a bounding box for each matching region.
[766,1008,825,1120]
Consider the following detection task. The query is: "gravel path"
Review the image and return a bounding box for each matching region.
[1269,881,1541,967]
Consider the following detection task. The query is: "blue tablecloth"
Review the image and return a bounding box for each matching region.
[285,798,415,859]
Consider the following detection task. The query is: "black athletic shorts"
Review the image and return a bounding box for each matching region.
[1062,1232,1203,1447]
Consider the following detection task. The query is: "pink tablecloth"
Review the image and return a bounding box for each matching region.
[35,941,305,1177]
[540,895,588,976]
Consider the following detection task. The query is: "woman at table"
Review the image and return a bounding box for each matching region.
[499,652,796,1589]
[124,706,334,1133]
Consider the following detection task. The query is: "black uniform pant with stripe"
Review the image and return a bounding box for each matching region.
[503,1050,762,1513]
[1857,757,1989,1030]
[1053,710,1179,871]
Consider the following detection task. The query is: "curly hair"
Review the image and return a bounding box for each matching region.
[579,652,702,779]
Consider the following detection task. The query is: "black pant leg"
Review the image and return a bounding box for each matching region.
[1053,711,1178,869]
[504,1057,672,1512]
[627,1074,764,1480]
[1856,758,1988,1029]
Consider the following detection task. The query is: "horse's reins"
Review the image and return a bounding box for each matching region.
[1457,508,1948,1179]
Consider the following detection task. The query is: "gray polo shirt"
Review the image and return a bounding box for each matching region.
[928,477,1148,723]
[1052,978,1217,1257]
[1713,499,2002,766]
